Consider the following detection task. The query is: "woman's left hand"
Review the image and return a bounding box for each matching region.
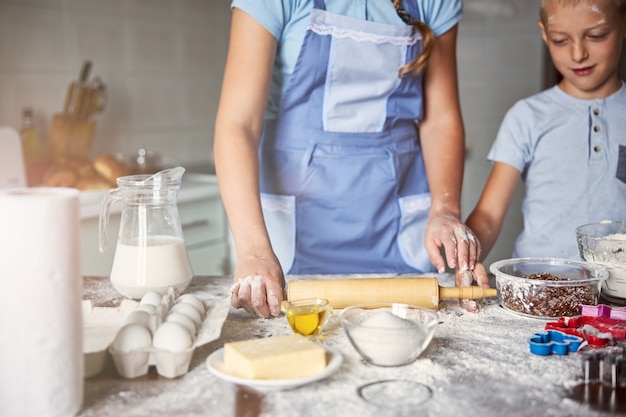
[424,213,481,274]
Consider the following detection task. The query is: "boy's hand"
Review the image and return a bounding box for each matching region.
[455,263,490,312]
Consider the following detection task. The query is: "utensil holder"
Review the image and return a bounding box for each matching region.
[48,114,96,161]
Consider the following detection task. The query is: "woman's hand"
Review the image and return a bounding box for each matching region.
[424,213,481,274]
[230,251,285,318]
[455,262,490,312]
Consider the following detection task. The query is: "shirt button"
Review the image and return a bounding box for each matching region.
[593,125,601,132]
[593,108,600,115]
[594,146,602,152]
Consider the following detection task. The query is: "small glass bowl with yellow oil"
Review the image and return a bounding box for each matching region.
[281,298,332,339]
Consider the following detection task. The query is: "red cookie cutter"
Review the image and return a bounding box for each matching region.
[545,316,626,348]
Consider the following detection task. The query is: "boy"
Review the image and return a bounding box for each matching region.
[459,0,626,309]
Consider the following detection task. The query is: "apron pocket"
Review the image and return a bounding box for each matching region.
[617,145,626,185]
[261,193,296,273]
[397,193,434,272]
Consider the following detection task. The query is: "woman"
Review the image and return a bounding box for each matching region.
[214,0,484,318]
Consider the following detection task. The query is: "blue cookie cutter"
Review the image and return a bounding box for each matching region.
[528,329,583,356]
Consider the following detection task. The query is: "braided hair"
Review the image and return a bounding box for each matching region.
[392,0,435,77]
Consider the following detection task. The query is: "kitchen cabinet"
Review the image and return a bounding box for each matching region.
[79,174,230,277]
[180,196,231,276]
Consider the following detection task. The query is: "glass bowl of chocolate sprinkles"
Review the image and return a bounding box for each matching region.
[490,257,608,319]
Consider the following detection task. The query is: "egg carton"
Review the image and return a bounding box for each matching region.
[84,288,230,379]
[83,298,139,378]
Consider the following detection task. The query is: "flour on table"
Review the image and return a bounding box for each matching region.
[80,274,602,417]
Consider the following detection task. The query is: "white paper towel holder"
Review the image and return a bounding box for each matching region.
[0,127,26,189]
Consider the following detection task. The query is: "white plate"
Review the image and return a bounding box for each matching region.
[206,345,343,391]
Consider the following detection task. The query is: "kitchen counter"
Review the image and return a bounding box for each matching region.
[78,173,230,276]
[78,173,219,219]
[79,275,625,417]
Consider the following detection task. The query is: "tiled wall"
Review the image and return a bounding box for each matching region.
[0,0,231,167]
[0,0,543,263]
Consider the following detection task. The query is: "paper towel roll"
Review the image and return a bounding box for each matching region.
[0,188,83,417]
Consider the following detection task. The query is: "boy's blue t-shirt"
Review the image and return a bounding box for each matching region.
[488,83,626,259]
[230,0,463,119]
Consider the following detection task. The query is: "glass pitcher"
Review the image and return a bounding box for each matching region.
[99,167,193,299]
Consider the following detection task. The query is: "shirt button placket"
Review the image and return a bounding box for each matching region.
[589,104,606,160]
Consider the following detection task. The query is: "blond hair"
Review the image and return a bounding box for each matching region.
[539,0,626,25]
[392,0,436,77]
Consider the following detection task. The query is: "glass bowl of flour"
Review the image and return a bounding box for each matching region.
[339,303,438,367]
[577,221,626,305]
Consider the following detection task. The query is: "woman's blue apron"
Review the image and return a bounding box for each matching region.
[260,0,433,274]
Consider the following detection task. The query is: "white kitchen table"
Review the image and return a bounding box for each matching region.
[79,274,625,417]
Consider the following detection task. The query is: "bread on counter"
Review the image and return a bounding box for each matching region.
[92,154,129,185]
[43,154,129,191]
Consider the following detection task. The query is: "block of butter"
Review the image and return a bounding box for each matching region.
[223,334,327,380]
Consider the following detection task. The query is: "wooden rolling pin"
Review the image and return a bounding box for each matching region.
[286,277,498,309]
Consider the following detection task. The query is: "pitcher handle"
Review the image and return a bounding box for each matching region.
[99,187,121,252]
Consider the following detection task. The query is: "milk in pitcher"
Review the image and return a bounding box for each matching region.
[110,235,193,299]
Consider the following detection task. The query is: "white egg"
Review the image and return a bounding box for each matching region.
[176,293,205,315]
[135,304,157,315]
[112,323,152,353]
[153,322,193,352]
[124,310,152,329]
[165,312,197,336]
[170,302,202,326]
[140,291,162,306]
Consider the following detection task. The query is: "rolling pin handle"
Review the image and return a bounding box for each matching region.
[439,286,498,300]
